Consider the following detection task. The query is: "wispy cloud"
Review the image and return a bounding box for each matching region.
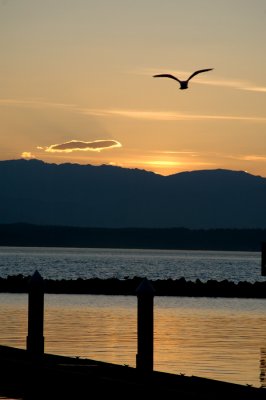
[0,98,78,110]
[1,97,266,123]
[207,79,266,93]
[82,108,266,123]
[144,160,216,167]
[144,150,266,166]
[158,150,199,156]
[242,86,266,93]
[39,139,122,153]
[236,155,266,162]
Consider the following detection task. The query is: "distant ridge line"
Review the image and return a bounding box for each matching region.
[0,223,265,251]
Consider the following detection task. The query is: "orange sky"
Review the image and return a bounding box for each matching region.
[1,0,266,176]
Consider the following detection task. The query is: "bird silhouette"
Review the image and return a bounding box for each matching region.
[153,68,213,90]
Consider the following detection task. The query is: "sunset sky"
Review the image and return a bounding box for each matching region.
[1,0,266,176]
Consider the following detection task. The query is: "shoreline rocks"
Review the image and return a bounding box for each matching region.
[0,275,266,298]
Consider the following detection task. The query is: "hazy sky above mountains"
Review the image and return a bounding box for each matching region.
[1,0,266,176]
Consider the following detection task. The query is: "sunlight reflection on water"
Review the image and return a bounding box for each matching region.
[0,293,266,388]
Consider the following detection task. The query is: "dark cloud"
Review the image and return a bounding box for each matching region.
[42,139,122,153]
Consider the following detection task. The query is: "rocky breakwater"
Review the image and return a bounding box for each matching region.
[0,274,266,298]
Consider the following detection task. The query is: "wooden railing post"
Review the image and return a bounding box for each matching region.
[262,242,266,276]
[26,270,44,358]
[136,277,155,372]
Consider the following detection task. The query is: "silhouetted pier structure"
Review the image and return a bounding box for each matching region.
[261,242,266,276]
[0,271,265,399]
[136,277,155,371]
[26,270,44,358]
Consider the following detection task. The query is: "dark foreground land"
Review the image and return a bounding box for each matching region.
[0,345,265,400]
[1,274,266,298]
[1,223,266,251]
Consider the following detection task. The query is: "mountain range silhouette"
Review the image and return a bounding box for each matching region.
[1,159,266,229]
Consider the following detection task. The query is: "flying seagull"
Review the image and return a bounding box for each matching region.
[153,68,213,90]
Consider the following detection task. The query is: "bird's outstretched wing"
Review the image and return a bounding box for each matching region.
[153,74,181,83]
[187,68,213,81]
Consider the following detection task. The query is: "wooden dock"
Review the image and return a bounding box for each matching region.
[0,345,265,400]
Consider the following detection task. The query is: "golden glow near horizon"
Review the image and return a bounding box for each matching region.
[1,0,266,177]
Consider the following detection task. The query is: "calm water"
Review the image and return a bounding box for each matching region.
[0,293,266,388]
[0,246,263,282]
[0,247,266,389]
